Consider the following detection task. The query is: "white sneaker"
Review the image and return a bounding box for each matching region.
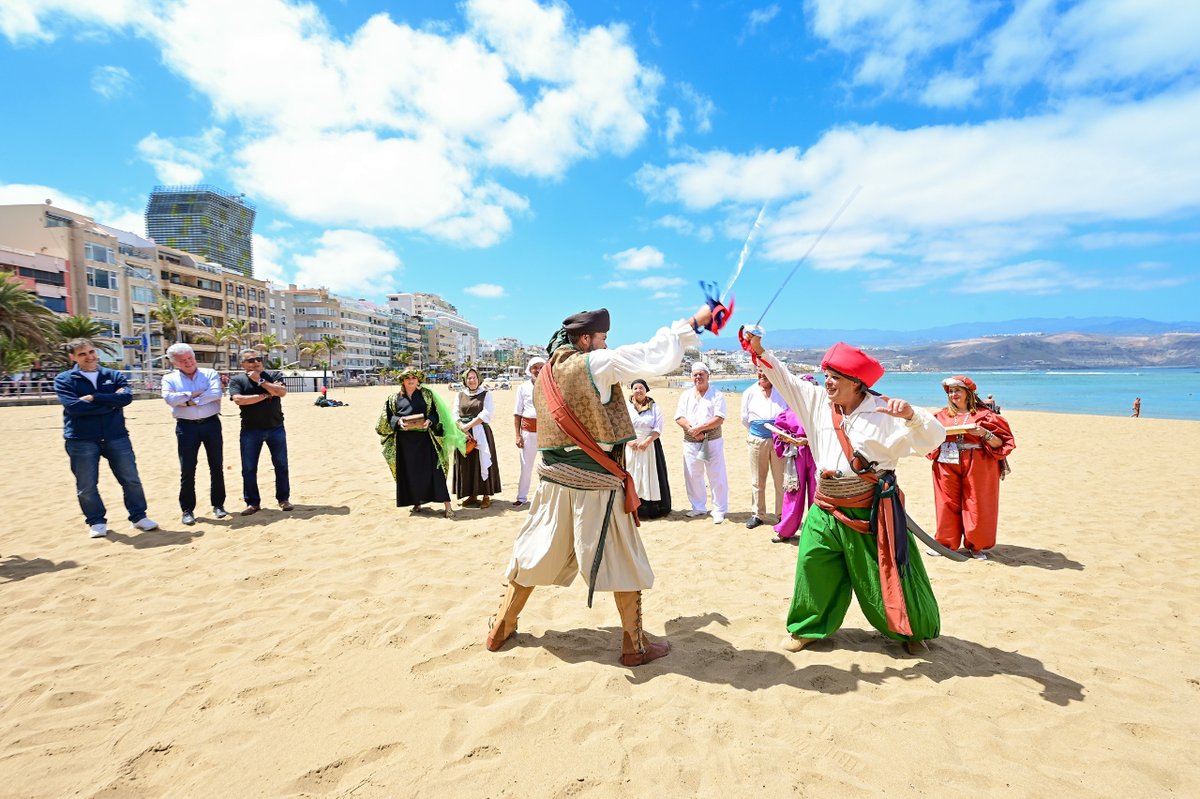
[89,523,109,538]
[712,513,725,525]
[132,517,159,532]
[685,509,708,518]
[971,550,988,560]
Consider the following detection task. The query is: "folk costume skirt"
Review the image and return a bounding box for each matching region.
[453,422,501,498]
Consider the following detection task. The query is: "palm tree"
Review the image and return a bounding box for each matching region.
[0,276,54,351]
[151,294,200,344]
[311,334,346,388]
[257,333,285,368]
[288,333,308,367]
[41,315,120,368]
[198,318,251,370]
[0,334,37,376]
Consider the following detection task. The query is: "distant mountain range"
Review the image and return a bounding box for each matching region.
[702,318,1200,369]
[704,317,1200,350]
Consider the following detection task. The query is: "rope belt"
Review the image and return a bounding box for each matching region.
[817,472,875,499]
[683,426,723,443]
[537,461,624,491]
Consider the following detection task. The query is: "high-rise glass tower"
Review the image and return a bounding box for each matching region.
[145,185,256,277]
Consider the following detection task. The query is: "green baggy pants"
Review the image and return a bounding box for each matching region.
[785,505,940,642]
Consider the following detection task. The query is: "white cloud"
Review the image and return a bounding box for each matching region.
[464,283,506,298]
[12,0,660,247]
[137,128,224,185]
[654,214,714,242]
[608,245,665,271]
[679,82,715,135]
[292,230,402,297]
[251,233,290,283]
[636,87,1200,291]
[663,107,683,143]
[636,276,684,290]
[91,65,131,99]
[919,73,977,108]
[744,5,781,39]
[0,181,144,236]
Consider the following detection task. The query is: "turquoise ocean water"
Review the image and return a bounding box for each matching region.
[713,367,1200,421]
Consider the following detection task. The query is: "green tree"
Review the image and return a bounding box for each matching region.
[41,315,121,368]
[0,334,37,376]
[0,276,54,351]
[151,294,200,344]
[311,334,346,388]
[198,318,251,370]
[257,333,285,368]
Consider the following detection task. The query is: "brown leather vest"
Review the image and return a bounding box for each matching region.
[535,347,635,448]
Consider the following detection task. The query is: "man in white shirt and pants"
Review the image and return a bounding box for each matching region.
[161,342,227,525]
[511,356,545,507]
[741,369,789,529]
[675,361,729,523]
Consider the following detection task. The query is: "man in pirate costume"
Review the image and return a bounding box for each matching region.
[487,303,714,666]
[743,333,946,655]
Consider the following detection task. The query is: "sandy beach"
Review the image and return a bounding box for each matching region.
[1,383,1198,798]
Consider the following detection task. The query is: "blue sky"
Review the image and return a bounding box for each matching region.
[1,0,1198,345]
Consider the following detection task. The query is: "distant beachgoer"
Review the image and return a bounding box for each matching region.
[376,368,463,518]
[1131,397,1141,418]
[983,393,1000,413]
[625,378,672,519]
[55,338,158,538]
[741,369,788,529]
[512,357,546,507]
[675,362,729,524]
[929,376,1016,559]
[454,367,501,509]
[487,303,715,666]
[770,403,817,544]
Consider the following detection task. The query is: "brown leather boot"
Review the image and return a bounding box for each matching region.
[486,581,534,652]
[614,591,670,667]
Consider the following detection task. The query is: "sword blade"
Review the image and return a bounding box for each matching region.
[755,185,862,327]
[905,512,970,562]
[721,202,768,303]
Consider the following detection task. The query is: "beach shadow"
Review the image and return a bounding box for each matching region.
[987,544,1083,571]
[0,554,79,582]
[231,504,352,525]
[105,528,205,549]
[532,612,1084,705]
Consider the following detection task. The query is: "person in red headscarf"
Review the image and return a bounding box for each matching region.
[743,332,946,655]
[929,376,1015,560]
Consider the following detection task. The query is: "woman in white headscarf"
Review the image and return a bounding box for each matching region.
[625,379,672,519]
[453,367,502,508]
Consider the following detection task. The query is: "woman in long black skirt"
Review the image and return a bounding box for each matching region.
[376,370,465,519]
[453,367,502,508]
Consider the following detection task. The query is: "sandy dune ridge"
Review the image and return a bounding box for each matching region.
[1,384,1197,797]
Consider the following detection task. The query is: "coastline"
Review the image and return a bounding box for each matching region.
[2,387,1197,796]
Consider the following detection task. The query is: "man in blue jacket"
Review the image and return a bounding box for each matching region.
[55,338,158,538]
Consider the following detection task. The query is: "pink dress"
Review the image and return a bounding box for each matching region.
[771,409,816,538]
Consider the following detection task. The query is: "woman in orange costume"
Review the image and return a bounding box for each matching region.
[929,376,1015,560]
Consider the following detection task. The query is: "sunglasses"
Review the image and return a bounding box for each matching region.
[242,357,263,363]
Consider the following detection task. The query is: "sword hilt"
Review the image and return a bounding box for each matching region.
[697,280,734,335]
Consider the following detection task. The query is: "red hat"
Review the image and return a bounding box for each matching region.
[821,342,884,388]
[941,375,977,392]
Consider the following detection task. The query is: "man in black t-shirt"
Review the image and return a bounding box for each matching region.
[228,349,292,515]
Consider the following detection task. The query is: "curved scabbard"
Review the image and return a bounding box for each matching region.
[905,512,970,562]
[587,490,619,607]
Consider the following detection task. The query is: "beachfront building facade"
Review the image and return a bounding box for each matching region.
[337,295,391,374]
[387,292,478,370]
[145,185,256,277]
[0,243,72,315]
[388,307,424,369]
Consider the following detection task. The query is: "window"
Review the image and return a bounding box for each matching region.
[227,301,235,314]
[39,296,68,313]
[45,213,72,228]
[131,286,156,305]
[94,319,120,338]
[247,306,256,318]
[196,278,221,293]
[17,267,66,286]
[198,296,223,311]
[236,286,245,297]
[238,303,246,315]
[87,294,120,314]
[86,267,118,290]
[84,242,115,264]
[226,283,234,294]
[270,313,276,324]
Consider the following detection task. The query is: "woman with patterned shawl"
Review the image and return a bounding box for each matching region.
[376,369,466,519]
[625,378,672,519]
